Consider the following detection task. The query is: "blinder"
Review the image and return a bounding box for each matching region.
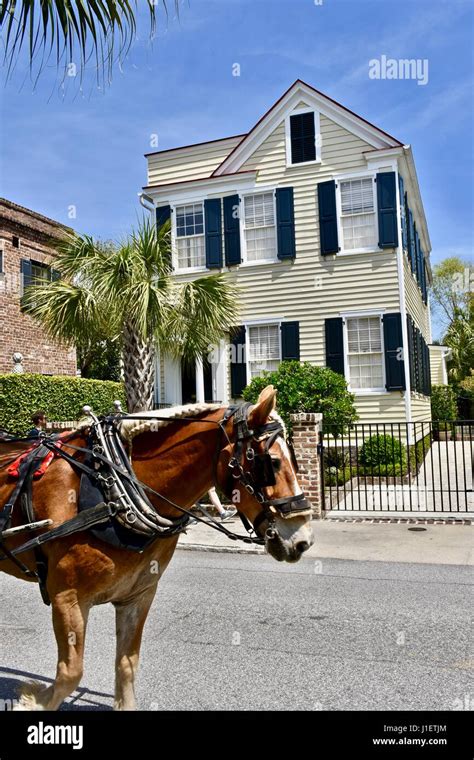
[252,453,276,488]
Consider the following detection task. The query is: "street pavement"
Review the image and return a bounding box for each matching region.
[0,548,472,711]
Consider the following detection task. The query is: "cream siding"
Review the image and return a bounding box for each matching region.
[410,395,432,423]
[429,347,448,386]
[146,136,243,187]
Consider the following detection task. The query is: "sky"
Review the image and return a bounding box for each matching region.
[1,0,473,335]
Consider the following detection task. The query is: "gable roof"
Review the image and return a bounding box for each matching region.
[212,79,403,177]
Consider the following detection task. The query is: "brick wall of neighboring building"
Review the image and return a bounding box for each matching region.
[0,198,77,375]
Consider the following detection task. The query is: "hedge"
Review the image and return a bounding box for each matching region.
[0,374,127,435]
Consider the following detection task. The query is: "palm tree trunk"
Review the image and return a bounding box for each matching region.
[122,324,155,412]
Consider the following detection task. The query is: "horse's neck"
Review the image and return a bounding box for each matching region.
[130,417,222,512]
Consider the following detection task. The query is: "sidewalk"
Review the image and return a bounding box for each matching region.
[178,516,473,566]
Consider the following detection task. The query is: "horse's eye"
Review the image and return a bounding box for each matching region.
[271,458,282,471]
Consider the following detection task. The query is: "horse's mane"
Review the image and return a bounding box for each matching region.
[117,403,223,443]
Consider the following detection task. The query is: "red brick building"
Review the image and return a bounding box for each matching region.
[0,198,77,375]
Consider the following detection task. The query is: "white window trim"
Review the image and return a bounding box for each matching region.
[334,170,379,256]
[171,201,208,274]
[285,107,321,168]
[342,312,387,395]
[244,319,282,385]
[239,189,279,266]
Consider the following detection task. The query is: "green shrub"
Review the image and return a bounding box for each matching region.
[359,434,407,472]
[431,385,457,422]
[0,374,126,435]
[242,361,358,434]
[325,465,352,486]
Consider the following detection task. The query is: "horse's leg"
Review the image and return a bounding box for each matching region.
[113,584,157,711]
[16,590,89,711]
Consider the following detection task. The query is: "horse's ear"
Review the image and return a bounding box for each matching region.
[248,385,277,429]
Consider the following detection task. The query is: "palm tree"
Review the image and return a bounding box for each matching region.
[1,1,178,84]
[23,217,240,411]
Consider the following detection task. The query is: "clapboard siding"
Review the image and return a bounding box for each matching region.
[147,136,243,187]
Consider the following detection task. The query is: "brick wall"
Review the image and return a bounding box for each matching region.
[0,199,77,376]
[290,412,323,518]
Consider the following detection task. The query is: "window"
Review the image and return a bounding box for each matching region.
[340,177,377,251]
[289,111,316,164]
[247,323,281,379]
[12,236,20,249]
[175,203,205,269]
[345,316,384,390]
[31,261,50,285]
[243,192,276,262]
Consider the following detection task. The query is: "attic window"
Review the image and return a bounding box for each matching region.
[289,111,316,164]
[12,236,20,248]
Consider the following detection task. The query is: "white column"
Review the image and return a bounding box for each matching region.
[215,339,229,404]
[195,357,205,403]
[164,355,182,406]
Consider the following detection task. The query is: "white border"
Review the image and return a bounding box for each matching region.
[284,107,321,168]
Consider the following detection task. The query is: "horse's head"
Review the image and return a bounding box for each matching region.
[217,386,314,563]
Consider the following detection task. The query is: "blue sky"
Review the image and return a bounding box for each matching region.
[1,1,472,288]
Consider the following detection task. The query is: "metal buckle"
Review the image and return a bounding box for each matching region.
[245,483,254,495]
[246,447,255,461]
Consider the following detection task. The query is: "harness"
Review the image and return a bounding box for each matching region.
[0,403,311,603]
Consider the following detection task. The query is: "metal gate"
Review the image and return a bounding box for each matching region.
[321,421,473,515]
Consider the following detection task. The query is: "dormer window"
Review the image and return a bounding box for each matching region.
[286,109,320,166]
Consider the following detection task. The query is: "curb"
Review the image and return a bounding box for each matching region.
[177,543,265,555]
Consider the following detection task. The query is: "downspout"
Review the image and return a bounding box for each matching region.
[138,192,155,213]
[395,165,413,431]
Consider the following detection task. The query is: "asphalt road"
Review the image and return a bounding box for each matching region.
[0,551,472,711]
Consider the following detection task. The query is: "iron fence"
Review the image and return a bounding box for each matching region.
[321,421,473,514]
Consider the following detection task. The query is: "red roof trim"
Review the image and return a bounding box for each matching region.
[142,170,256,192]
[144,134,246,159]
[211,79,403,176]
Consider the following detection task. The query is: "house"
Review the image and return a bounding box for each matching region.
[0,198,77,376]
[140,79,434,425]
[429,345,451,386]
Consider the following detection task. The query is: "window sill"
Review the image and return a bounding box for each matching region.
[173,266,208,275]
[351,390,390,396]
[337,247,385,257]
[238,259,280,268]
[286,159,321,169]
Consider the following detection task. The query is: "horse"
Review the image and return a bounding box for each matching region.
[0,386,314,711]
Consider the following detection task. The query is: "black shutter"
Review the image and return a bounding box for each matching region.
[281,321,300,361]
[318,180,339,255]
[416,328,422,393]
[156,205,171,230]
[383,313,406,391]
[325,318,344,376]
[204,199,223,269]
[20,259,32,296]
[377,172,398,248]
[223,195,241,266]
[408,211,416,274]
[230,326,247,397]
[406,315,415,391]
[276,187,296,260]
[290,112,316,164]
[425,341,431,396]
[398,174,407,251]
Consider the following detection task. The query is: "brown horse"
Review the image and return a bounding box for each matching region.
[0,386,314,711]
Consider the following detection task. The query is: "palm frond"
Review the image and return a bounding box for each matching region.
[0,1,179,85]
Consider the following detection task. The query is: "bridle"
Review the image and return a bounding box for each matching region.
[216,403,311,540]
